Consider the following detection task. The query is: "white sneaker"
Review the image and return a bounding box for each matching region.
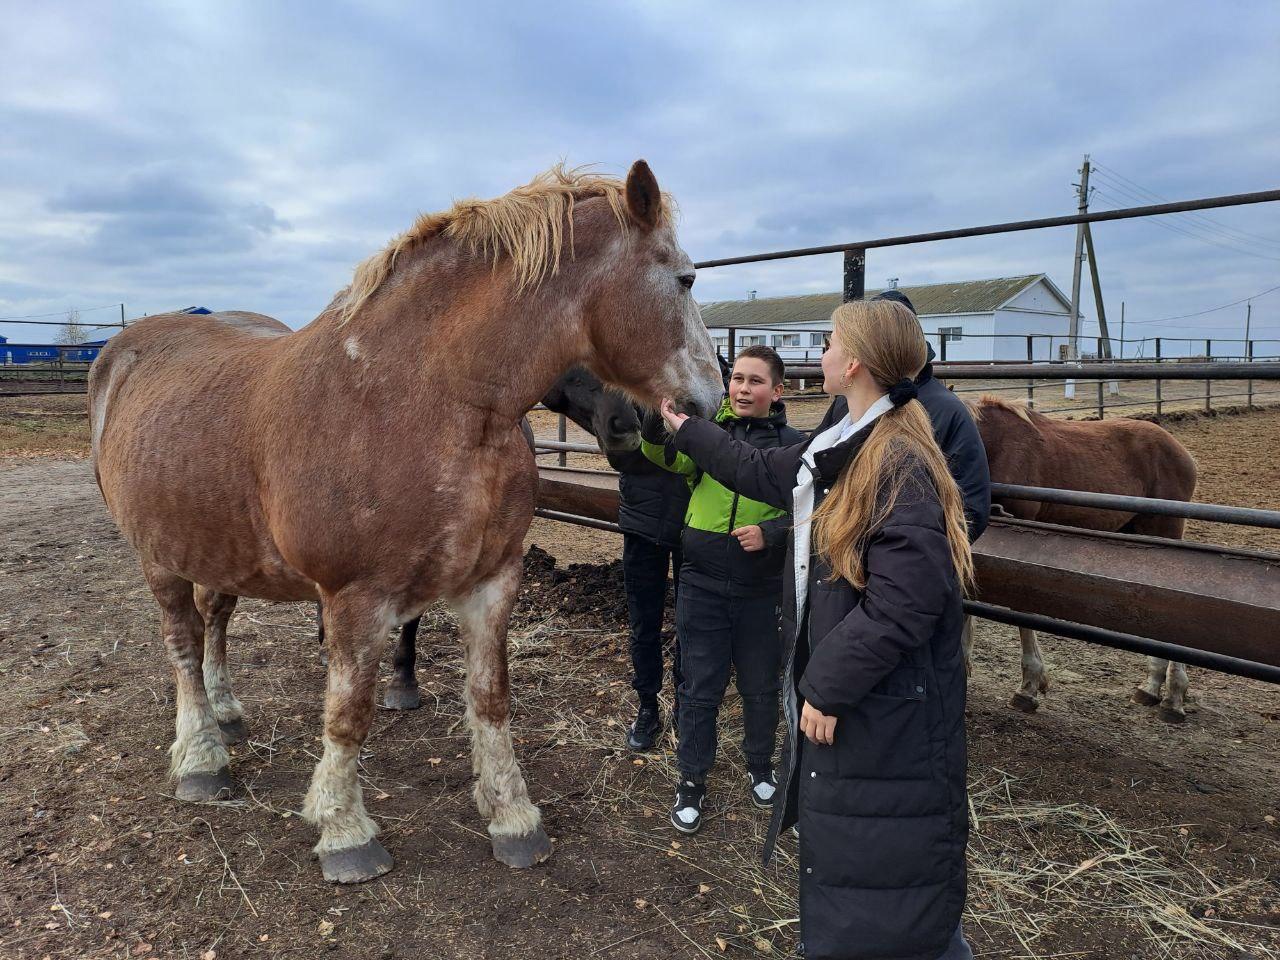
[749,770,777,810]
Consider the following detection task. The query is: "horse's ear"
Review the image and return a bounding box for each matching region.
[625,160,662,230]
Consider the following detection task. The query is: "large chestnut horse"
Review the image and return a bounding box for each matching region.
[968,396,1198,722]
[89,161,721,884]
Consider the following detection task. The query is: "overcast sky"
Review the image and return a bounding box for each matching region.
[2,1,1278,353]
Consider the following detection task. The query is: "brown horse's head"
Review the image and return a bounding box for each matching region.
[566,160,722,419]
[340,160,722,422]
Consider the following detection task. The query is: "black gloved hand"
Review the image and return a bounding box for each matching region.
[640,406,668,445]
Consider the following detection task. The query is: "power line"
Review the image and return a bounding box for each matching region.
[1090,174,1280,256]
[0,302,123,321]
[1124,282,1280,325]
[1091,185,1280,262]
[1092,162,1280,250]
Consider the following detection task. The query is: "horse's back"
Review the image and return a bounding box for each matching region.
[89,311,316,599]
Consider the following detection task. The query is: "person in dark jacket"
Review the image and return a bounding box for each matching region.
[642,345,805,833]
[814,289,991,542]
[659,299,980,960]
[605,438,692,751]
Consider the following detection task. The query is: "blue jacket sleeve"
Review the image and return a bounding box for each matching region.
[670,416,805,512]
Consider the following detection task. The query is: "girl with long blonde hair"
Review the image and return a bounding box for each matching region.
[660,298,980,960]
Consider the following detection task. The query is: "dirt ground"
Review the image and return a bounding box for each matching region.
[2,402,1279,959]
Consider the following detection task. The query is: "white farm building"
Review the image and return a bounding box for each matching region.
[699,274,1079,363]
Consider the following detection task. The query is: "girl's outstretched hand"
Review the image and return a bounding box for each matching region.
[660,398,690,433]
[801,701,838,746]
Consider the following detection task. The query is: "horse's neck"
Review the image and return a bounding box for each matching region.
[306,267,582,431]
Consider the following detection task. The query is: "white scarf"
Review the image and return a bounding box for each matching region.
[792,395,894,625]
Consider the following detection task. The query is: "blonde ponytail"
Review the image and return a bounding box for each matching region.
[812,301,975,592]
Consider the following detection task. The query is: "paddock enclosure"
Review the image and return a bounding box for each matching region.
[3,184,1280,958]
[1,395,1278,959]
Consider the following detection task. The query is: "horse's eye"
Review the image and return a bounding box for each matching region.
[677,272,695,290]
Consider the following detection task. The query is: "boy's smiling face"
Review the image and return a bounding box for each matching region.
[729,357,783,418]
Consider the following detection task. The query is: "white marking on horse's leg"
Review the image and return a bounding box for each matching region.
[1139,657,1167,702]
[961,616,975,678]
[1016,628,1049,701]
[200,593,244,725]
[451,563,541,840]
[302,600,383,856]
[152,581,228,780]
[1161,661,1189,720]
[304,735,378,853]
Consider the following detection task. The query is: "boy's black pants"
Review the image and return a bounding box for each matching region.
[623,534,682,705]
[675,577,782,782]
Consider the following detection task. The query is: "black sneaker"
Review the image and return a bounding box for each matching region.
[626,703,661,752]
[749,770,778,810]
[670,779,706,834]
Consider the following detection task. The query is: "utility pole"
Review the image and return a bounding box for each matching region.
[120,303,126,328]
[1245,301,1253,406]
[1119,301,1125,360]
[1065,154,1090,399]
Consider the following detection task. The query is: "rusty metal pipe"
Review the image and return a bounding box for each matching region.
[965,602,1280,685]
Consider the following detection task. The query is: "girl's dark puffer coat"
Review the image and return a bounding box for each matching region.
[671,416,969,960]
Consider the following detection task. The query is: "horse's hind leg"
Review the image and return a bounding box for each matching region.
[1159,661,1189,724]
[451,559,551,868]
[384,617,421,710]
[145,564,232,802]
[1134,656,1166,707]
[195,587,247,745]
[303,592,393,884]
[1010,628,1050,713]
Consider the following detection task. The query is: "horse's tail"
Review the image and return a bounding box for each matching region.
[87,337,139,492]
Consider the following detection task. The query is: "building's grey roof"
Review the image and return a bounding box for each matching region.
[699,274,1063,328]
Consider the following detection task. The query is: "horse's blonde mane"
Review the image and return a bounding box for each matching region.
[341,164,669,321]
[967,393,1039,424]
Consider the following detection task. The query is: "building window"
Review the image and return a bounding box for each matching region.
[742,335,765,346]
[781,334,800,347]
[712,336,728,351]
[938,326,963,343]
[809,333,825,347]
[770,335,783,347]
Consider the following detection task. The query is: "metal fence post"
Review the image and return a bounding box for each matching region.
[939,335,948,363]
[1096,378,1105,419]
[1247,339,1254,407]
[843,248,866,302]
[1155,338,1163,417]
[557,413,567,467]
[58,348,65,391]
[727,327,736,364]
[1026,335,1035,405]
[1205,339,1212,413]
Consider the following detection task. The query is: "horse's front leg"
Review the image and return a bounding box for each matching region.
[450,559,551,868]
[384,617,422,710]
[303,592,393,884]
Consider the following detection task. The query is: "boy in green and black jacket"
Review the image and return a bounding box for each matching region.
[641,345,804,834]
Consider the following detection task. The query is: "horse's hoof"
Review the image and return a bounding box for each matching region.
[1158,706,1187,725]
[491,827,553,868]
[174,767,233,802]
[1132,688,1161,707]
[1009,693,1039,713]
[218,717,249,746]
[319,839,394,884]
[383,683,421,711]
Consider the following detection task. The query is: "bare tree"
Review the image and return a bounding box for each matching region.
[56,309,90,345]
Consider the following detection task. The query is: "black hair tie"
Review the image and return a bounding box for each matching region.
[888,378,918,407]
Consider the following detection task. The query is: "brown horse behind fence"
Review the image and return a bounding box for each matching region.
[89,161,721,884]
[967,396,1199,721]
